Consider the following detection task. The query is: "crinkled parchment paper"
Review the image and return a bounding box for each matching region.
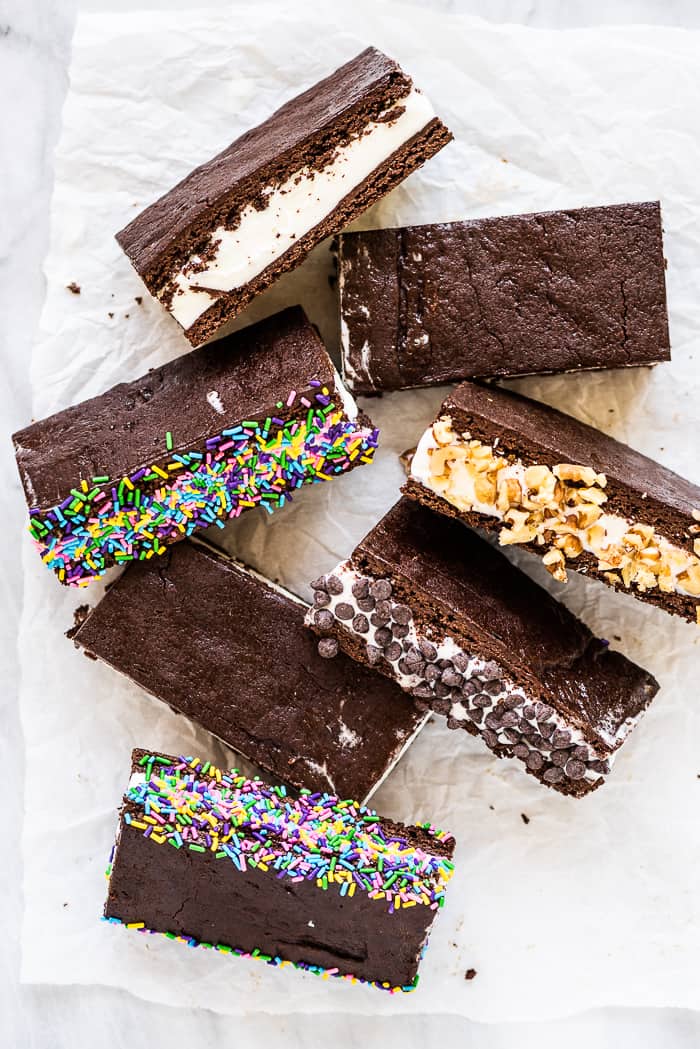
[19,1,700,1020]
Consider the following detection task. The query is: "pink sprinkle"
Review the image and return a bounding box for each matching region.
[300,397,311,408]
[286,390,296,407]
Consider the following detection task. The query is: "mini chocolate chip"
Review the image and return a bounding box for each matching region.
[374,627,392,647]
[472,692,492,708]
[335,602,354,621]
[572,745,589,762]
[314,609,334,629]
[480,660,501,680]
[424,664,441,683]
[313,590,331,608]
[392,622,410,639]
[375,599,392,619]
[413,700,431,713]
[543,766,564,784]
[310,576,327,590]
[526,751,544,771]
[504,728,521,744]
[317,638,338,658]
[504,694,522,709]
[461,679,480,698]
[470,708,485,725]
[483,679,503,696]
[434,681,451,699]
[527,733,547,751]
[453,652,471,672]
[366,644,383,665]
[432,698,452,715]
[552,729,572,749]
[550,749,570,768]
[539,721,555,739]
[370,579,392,601]
[384,641,402,662]
[398,658,412,676]
[500,710,519,727]
[446,717,462,730]
[484,712,502,731]
[522,704,538,721]
[513,743,530,760]
[437,658,451,670]
[411,685,433,699]
[352,614,369,634]
[370,610,390,627]
[404,645,423,665]
[326,574,344,595]
[535,702,553,721]
[482,729,499,749]
[419,639,438,662]
[357,596,376,613]
[565,759,586,780]
[351,578,369,599]
[589,759,610,775]
[441,668,463,688]
[392,603,412,625]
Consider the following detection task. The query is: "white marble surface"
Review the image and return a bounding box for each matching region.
[3,1,700,1046]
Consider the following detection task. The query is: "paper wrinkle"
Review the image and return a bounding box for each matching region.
[19,2,700,1021]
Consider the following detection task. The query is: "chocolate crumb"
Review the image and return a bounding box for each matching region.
[108,312,114,319]
[135,296,143,305]
[465,968,477,980]
[521,813,530,825]
[399,447,416,475]
[66,282,81,295]
[66,603,91,640]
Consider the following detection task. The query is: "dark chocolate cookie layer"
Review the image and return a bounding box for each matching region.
[339,201,670,392]
[72,540,427,802]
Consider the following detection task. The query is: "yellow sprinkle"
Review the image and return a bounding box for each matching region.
[122,477,134,490]
[151,465,168,479]
[126,922,145,929]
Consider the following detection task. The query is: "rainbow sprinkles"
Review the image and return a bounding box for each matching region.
[104,753,456,992]
[28,383,379,586]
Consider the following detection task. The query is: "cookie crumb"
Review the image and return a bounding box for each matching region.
[521,813,530,825]
[465,968,477,981]
[108,312,114,319]
[135,296,143,305]
[66,282,81,295]
[66,603,90,640]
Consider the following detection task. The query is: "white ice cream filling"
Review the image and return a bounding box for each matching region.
[162,86,437,331]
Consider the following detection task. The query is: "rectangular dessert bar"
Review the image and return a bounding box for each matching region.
[338,202,670,392]
[72,539,428,802]
[405,381,700,623]
[104,749,456,992]
[13,307,378,587]
[117,47,452,347]
[306,498,659,798]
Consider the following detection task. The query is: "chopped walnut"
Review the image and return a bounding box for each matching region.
[421,417,700,606]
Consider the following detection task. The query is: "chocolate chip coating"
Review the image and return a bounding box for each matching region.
[351,578,369,599]
[317,638,339,659]
[370,579,392,601]
[384,641,402,662]
[352,614,369,633]
[392,603,412,625]
[314,609,334,629]
[326,575,344,596]
[313,590,331,608]
[335,602,355,621]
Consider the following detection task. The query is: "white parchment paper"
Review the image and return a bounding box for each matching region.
[19,2,700,1020]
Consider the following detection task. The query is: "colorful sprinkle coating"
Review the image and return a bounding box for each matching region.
[28,387,379,586]
[102,914,422,994]
[117,754,455,912]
